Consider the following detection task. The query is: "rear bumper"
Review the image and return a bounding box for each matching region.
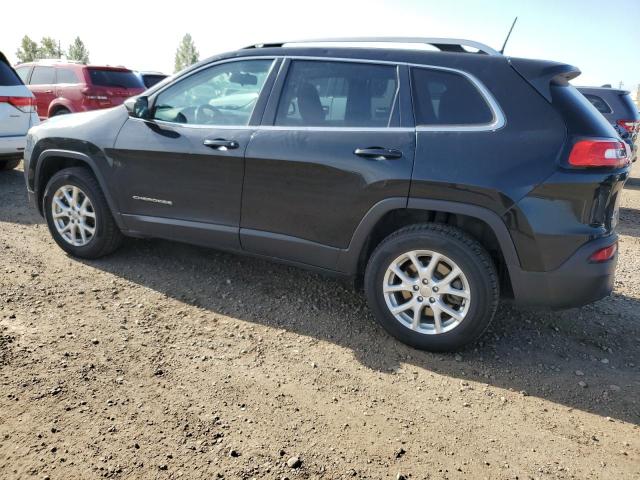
[0,135,26,158]
[509,235,617,308]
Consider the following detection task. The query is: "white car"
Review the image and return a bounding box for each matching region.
[0,52,39,171]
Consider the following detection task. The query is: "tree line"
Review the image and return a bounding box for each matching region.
[14,33,200,73]
[16,35,90,63]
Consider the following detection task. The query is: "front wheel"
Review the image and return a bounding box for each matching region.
[43,167,123,258]
[364,223,499,352]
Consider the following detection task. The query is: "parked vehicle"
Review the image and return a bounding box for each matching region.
[136,71,168,89]
[578,86,639,157]
[14,60,145,120]
[23,38,630,351]
[0,51,39,171]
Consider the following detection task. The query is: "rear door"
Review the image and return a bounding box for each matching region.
[240,59,415,269]
[29,66,57,119]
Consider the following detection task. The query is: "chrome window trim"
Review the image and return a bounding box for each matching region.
[149,56,280,127]
[136,54,505,133]
[282,56,505,132]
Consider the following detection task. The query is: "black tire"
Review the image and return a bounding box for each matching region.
[43,167,123,259]
[0,158,20,171]
[51,108,71,116]
[364,223,499,352]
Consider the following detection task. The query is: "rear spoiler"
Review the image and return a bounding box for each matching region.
[508,57,581,102]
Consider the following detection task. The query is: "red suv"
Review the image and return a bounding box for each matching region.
[14,60,145,120]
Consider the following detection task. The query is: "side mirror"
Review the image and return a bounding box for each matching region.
[124,96,150,119]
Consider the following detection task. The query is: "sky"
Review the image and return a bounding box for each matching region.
[1,0,639,91]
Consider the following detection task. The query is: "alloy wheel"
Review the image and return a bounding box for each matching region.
[382,249,471,334]
[51,185,96,247]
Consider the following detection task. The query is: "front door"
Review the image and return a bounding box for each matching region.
[109,58,277,249]
[241,59,415,269]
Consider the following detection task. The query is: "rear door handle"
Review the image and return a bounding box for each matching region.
[203,138,239,150]
[354,147,403,160]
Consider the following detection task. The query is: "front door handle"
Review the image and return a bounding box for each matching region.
[203,138,239,150]
[354,147,403,160]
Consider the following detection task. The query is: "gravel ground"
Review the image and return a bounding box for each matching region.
[1,165,639,479]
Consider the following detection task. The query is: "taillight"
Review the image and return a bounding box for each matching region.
[0,95,36,113]
[568,139,629,169]
[589,243,617,263]
[616,119,639,133]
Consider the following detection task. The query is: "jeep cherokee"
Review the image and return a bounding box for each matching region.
[23,38,630,351]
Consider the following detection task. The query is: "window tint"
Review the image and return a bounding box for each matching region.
[88,69,143,89]
[411,68,494,126]
[142,74,167,88]
[0,61,24,86]
[14,66,31,85]
[583,94,612,114]
[275,61,397,127]
[153,59,273,126]
[30,66,56,85]
[56,68,79,84]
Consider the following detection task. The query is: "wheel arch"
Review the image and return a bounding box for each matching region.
[338,198,522,295]
[48,100,74,117]
[35,149,124,229]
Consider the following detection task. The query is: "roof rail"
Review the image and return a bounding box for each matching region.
[243,37,501,56]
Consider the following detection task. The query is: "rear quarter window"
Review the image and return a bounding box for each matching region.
[56,68,79,84]
[410,68,494,126]
[582,94,612,114]
[0,60,23,86]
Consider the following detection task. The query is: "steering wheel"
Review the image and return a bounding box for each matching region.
[194,104,222,124]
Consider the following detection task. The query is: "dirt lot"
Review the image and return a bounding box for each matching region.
[0,165,639,480]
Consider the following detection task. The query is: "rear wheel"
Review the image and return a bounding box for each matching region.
[364,223,499,351]
[51,108,71,116]
[43,167,123,258]
[0,158,20,171]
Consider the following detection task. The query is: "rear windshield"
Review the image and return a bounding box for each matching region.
[88,69,143,89]
[142,74,166,88]
[0,60,23,86]
[619,93,640,120]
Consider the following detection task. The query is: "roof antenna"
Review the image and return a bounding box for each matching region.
[500,16,518,54]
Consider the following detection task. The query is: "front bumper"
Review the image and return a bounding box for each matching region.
[509,235,618,309]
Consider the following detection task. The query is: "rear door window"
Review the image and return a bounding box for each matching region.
[14,66,32,85]
[0,61,23,86]
[583,94,612,114]
[411,68,494,126]
[56,68,79,84]
[88,69,143,89]
[30,66,55,85]
[275,60,398,127]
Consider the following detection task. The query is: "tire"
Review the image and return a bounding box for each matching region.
[0,158,20,171]
[43,167,123,259]
[51,108,71,116]
[364,223,499,352]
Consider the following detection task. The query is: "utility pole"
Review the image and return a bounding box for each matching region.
[618,80,623,89]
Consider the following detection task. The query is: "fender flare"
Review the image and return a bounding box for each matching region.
[34,149,125,229]
[336,197,522,276]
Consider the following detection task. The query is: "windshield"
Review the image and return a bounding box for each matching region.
[88,69,144,89]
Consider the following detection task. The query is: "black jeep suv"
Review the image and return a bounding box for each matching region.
[23,38,630,351]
